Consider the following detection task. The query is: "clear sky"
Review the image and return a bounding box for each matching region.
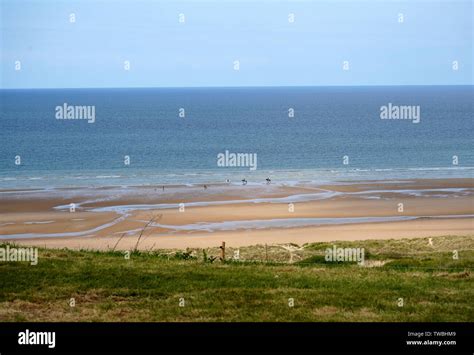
[1,0,472,88]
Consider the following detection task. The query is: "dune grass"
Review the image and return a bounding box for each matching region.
[0,235,473,322]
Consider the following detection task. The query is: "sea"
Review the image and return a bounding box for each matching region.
[0,86,473,189]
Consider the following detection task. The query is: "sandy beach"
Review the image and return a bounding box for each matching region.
[1,178,473,250]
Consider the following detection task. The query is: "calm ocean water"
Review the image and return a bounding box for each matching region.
[0,86,473,189]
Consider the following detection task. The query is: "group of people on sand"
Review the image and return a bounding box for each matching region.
[239,177,271,186]
[156,178,272,192]
[207,177,271,188]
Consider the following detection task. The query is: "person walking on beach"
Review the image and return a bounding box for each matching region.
[241,179,247,186]
[266,178,271,185]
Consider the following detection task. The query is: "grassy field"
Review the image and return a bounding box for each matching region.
[0,235,473,322]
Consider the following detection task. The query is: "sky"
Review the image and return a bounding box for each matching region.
[1,0,473,88]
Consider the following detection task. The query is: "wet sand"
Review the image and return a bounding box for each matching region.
[0,178,473,250]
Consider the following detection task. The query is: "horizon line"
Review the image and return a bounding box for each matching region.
[1,84,473,90]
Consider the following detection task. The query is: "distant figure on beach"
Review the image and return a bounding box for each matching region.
[204,185,207,190]
[225,179,230,183]
[241,179,247,185]
[266,178,271,184]
[162,186,165,191]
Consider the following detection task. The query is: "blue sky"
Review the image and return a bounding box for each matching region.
[1,0,472,88]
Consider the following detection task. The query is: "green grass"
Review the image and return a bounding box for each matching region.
[0,235,473,322]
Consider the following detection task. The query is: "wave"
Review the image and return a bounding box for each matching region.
[1,166,473,190]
